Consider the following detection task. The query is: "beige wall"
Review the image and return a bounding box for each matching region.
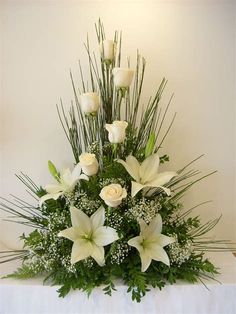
[0,0,235,248]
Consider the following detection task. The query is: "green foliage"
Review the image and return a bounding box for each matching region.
[3,264,40,280]
[122,255,149,302]
[103,280,117,296]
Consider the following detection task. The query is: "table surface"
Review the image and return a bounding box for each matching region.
[0,243,236,314]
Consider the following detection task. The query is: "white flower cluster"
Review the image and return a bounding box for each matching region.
[47,211,70,231]
[61,255,77,273]
[83,257,94,268]
[168,235,193,266]
[24,253,45,274]
[110,242,130,265]
[26,245,57,273]
[106,211,124,230]
[88,141,100,156]
[99,178,126,189]
[68,192,101,216]
[128,197,161,224]
[24,211,74,274]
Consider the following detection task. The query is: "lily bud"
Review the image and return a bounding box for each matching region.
[145,132,156,158]
[48,160,60,181]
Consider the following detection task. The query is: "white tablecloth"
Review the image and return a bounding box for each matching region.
[0,243,236,314]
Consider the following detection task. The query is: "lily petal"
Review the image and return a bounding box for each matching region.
[139,153,160,183]
[125,156,140,182]
[140,251,152,272]
[90,245,105,266]
[143,184,171,196]
[70,207,91,234]
[71,163,82,181]
[39,192,63,206]
[93,226,119,246]
[148,171,177,187]
[91,207,105,230]
[117,156,140,182]
[60,168,73,186]
[78,174,89,181]
[71,239,92,264]
[144,214,162,237]
[156,234,175,247]
[45,184,63,194]
[58,227,80,241]
[131,181,145,197]
[138,219,147,234]
[149,245,170,266]
[128,236,143,252]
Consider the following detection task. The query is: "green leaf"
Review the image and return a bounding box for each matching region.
[48,160,60,181]
[145,132,156,158]
[57,283,71,298]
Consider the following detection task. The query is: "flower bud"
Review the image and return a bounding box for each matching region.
[100,40,116,61]
[79,92,100,114]
[112,67,134,88]
[105,120,128,144]
[79,153,99,176]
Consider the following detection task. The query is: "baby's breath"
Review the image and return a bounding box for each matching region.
[99,178,126,189]
[128,197,161,224]
[168,234,193,266]
[72,192,101,215]
[110,241,130,265]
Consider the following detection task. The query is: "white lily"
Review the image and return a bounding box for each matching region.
[39,164,88,206]
[128,214,175,272]
[58,206,119,266]
[117,154,177,197]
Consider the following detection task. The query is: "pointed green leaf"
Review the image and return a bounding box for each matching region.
[48,160,60,181]
[145,133,156,158]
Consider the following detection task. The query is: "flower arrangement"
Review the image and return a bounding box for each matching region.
[1,20,234,302]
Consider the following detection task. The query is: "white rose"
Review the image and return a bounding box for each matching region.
[105,120,128,144]
[112,67,134,88]
[99,184,127,207]
[100,40,116,61]
[79,153,99,176]
[79,92,100,114]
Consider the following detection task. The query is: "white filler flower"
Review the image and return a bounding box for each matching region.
[100,40,116,61]
[39,164,88,206]
[79,153,99,176]
[58,206,119,266]
[128,214,175,272]
[117,154,177,197]
[105,120,128,144]
[112,67,134,88]
[100,183,127,207]
[79,92,100,114]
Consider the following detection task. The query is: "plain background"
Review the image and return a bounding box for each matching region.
[0,0,235,249]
